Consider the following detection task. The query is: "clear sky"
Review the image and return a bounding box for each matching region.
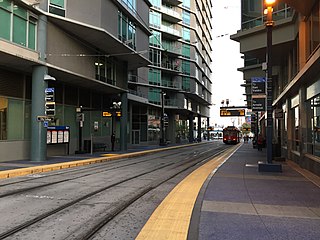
[210,0,245,127]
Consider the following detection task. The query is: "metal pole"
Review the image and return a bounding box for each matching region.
[266,9,273,164]
[160,91,166,146]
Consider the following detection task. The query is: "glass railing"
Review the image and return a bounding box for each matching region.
[160,6,181,19]
[161,24,180,37]
[241,7,293,30]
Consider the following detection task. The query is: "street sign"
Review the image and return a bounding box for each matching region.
[45,88,55,116]
[251,77,266,94]
[252,97,266,111]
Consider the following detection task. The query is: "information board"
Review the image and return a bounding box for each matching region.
[47,126,70,144]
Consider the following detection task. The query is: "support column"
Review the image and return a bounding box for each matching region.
[188,114,194,143]
[31,14,48,162]
[120,92,128,151]
[197,115,201,142]
[207,117,210,140]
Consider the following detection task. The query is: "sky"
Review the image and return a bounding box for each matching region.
[210,0,245,127]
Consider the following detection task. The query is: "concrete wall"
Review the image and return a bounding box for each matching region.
[66,0,102,27]
[46,24,96,78]
[0,141,30,161]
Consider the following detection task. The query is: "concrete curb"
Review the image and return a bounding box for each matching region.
[0,142,204,179]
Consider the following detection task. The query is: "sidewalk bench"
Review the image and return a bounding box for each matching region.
[93,142,106,151]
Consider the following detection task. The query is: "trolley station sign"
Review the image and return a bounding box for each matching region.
[220,108,245,117]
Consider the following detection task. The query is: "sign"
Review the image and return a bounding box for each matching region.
[275,109,284,119]
[76,113,84,122]
[47,126,70,144]
[37,115,54,122]
[252,97,266,111]
[103,111,112,117]
[45,88,55,116]
[251,77,266,94]
[220,109,245,117]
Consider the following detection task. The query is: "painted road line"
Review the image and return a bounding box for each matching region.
[136,144,240,240]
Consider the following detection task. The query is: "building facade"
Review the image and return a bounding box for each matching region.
[0,0,151,161]
[129,0,213,145]
[232,0,320,175]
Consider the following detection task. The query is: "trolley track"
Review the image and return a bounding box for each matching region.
[0,143,231,239]
[0,145,212,198]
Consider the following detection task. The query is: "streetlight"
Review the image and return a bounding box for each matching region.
[265,0,275,164]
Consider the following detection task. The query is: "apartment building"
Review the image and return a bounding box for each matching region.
[0,0,151,161]
[129,0,213,144]
[231,0,320,175]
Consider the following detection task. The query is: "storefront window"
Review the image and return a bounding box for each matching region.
[0,97,8,140]
[311,95,320,157]
[282,103,287,146]
[148,109,160,142]
[293,106,299,151]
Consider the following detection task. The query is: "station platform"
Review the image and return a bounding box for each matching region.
[136,143,320,240]
[0,142,320,240]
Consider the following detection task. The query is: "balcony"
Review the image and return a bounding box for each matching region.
[164,0,183,7]
[161,6,181,23]
[161,24,180,40]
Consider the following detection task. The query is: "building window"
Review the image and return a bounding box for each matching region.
[306,1,320,58]
[293,106,299,152]
[148,68,161,86]
[13,5,27,47]
[0,1,37,50]
[0,0,11,41]
[311,95,320,157]
[183,0,190,9]
[182,27,190,42]
[148,88,161,105]
[121,0,136,12]
[149,10,161,29]
[118,11,136,49]
[182,77,190,91]
[0,97,7,140]
[149,30,161,47]
[149,48,161,67]
[150,0,161,9]
[182,44,190,58]
[182,10,190,25]
[181,60,190,75]
[95,56,117,85]
[49,0,65,17]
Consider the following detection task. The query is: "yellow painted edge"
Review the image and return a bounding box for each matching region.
[0,142,206,179]
[136,144,241,240]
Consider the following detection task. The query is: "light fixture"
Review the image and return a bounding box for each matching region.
[44,74,56,81]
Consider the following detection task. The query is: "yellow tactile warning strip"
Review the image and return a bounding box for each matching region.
[135,144,241,240]
[0,142,203,179]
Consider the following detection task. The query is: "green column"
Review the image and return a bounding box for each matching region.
[31,15,48,162]
[188,114,194,143]
[120,92,128,151]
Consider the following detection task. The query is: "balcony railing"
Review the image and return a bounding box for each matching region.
[161,6,180,19]
[242,7,293,30]
[161,24,180,37]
